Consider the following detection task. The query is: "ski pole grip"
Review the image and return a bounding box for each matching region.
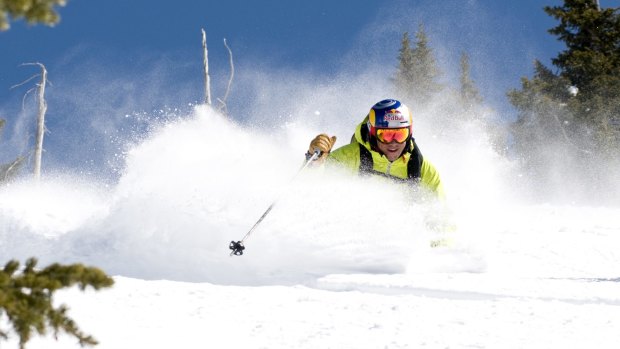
[306,148,322,161]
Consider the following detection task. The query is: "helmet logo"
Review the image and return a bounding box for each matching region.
[383,109,404,121]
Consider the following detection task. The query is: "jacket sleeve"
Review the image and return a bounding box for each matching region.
[420,159,446,200]
[325,143,361,174]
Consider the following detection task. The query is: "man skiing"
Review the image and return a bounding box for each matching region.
[307,99,444,200]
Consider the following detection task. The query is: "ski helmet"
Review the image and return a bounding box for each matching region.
[367,99,413,141]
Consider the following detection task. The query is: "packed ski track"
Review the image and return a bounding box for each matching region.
[1,107,619,348]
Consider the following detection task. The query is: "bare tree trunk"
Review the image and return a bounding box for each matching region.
[217,38,235,115]
[33,63,47,180]
[202,29,212,105]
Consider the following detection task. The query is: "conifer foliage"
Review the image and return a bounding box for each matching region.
[394,25,442,106]
[459,52,483,113]
[510,0,620,152]
[544,0,620,150]
[393,25,503,151]
[395,32,415,97]
[546,0,620,92]
[0,258,114,349]
[0,0,68,31]
[508,0,620,199]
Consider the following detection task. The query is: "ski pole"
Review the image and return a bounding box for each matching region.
[229,149,322,256]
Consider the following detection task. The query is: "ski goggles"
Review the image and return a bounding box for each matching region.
[375,127,410,143]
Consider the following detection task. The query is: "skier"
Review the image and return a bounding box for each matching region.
[229,99,451,256]
[307,99,445,201]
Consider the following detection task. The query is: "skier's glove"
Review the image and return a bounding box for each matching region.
[307,134,337,163]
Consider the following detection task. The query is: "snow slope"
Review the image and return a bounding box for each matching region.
[1,107,619,348]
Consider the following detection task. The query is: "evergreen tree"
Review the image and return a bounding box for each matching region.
[395,32,415,100]
[544,0,620,150]
[0,258,114,349]
[394,25,442,107]
[410,25,442,104]
[546,0,620,91]
[508,0,620,201]
[459,52,483,115]
[0,0,68,31]
[508,61,579,159]
[511,0,620,150]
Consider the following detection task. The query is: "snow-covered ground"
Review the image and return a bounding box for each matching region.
[1,107,619,348]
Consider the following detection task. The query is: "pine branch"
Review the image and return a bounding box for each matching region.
[0,258,114,349]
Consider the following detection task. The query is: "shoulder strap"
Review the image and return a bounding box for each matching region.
[407,138,423,180]
[359,143,374,173]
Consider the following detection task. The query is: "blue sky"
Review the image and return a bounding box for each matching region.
[1,0,610,176]
[1,0,569,108]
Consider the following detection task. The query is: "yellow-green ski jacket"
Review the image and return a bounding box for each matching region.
[326,119,445,200]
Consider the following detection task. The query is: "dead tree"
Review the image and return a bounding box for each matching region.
[201,29,235,116]
[0,157,25,182]
[217,38,235,114]
[33,63,48,180]
[10,63,49,180]
[0,120,25,183]
[202,29,212,106]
